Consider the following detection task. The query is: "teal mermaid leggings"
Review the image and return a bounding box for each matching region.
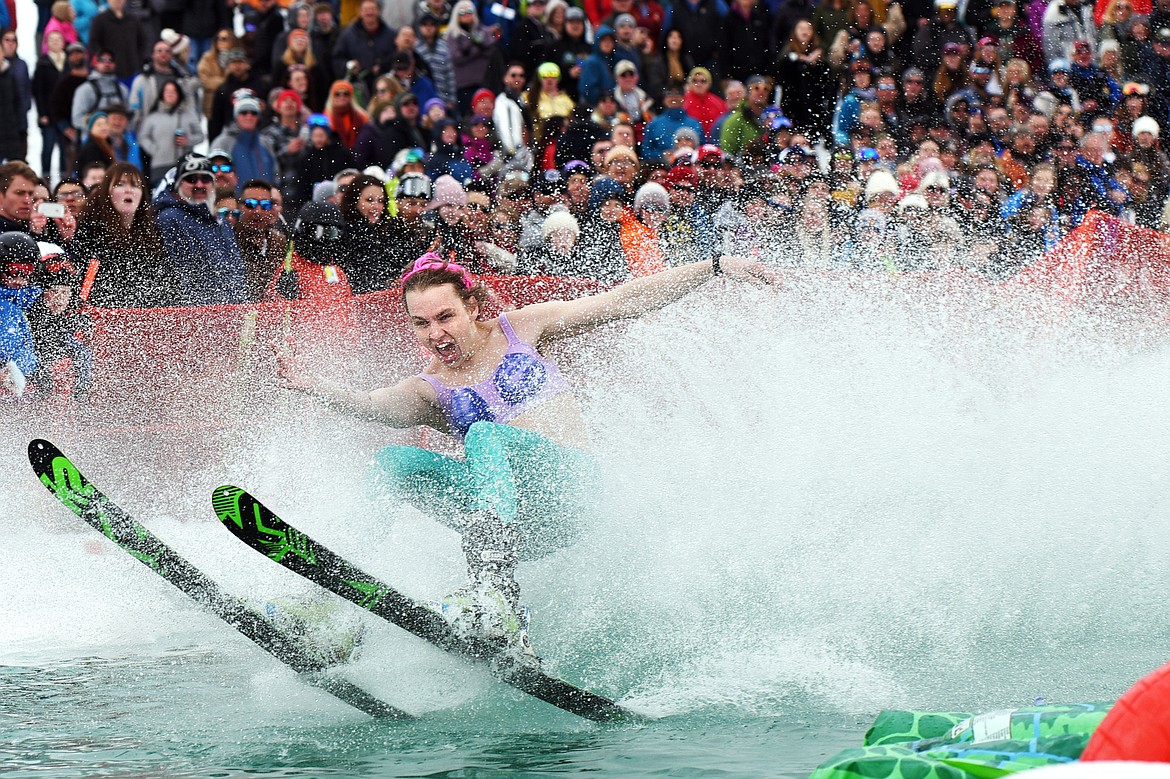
[372,421,598,560]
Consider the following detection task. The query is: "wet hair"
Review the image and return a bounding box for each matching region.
[399,260,490,314]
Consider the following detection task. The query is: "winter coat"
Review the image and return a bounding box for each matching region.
[719,3,775,84]
[683,89,727,139]
[196,48,227,119]
[154,190,248,306]
[415,38,456,104]
[641,107,704,162]
[71,219,179,308]
[4,55,31,132]
[182,0,229,40]
[331,18,398,84]
[576,216,630,282]
[0,287,40,377]
[342,218,396,294]
[43,19,80,51]
[775,48,835,140]
[383,118,433,161]
[211,124,280,192]
[138,102,206,178]
[666,0,728,70]
[31,52,65,123]
[720,101,764,157]
[128,62,197,132]
[578,39,618,107]
[449,25,498,91]
[70,71,130,131]
[1042,0,1096,62]
[617,209,666,277]
[0,68,26,160]
[300,139,357,191]
[87,9,149,80]
[73,0,100,44]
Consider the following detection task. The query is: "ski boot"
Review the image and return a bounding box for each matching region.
[262,593,367,668]
[438,513,541,666]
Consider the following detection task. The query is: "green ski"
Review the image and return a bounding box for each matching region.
[212,484,639,723]
[27,440,409,720]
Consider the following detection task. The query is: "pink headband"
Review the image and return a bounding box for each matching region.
[400,253,474,290]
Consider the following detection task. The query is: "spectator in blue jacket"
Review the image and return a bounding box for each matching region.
[641,83,704,162]
[579,25,618,106]
[154,154,247,305]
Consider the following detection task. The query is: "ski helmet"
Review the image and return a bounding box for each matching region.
[0,232,39,278]
[292,201,345,265]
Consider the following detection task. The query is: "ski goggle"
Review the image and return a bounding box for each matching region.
[1123,82,1150,96]
[243,198,272,210]
[303,224,342,240]
[397,176,432,199]
[307,113,331,128]
[858,147,880,161]
[563,160,590,174]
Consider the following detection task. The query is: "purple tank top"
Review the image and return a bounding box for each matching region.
[417,313,571,441]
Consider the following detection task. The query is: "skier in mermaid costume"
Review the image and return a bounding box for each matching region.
[276,251,770,649]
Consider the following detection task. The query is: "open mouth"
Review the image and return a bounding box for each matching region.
[433,341,460,364]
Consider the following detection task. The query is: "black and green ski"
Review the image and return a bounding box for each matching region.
[212,485,638,723]
[27,440,409,720]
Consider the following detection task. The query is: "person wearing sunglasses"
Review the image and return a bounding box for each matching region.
[155,153,248,305]
[233,178,288,302]
[273,246,770,654]
[69,48,131,139]
[323,80,368,150]
[211,97,279,193]
[384,91,433,163]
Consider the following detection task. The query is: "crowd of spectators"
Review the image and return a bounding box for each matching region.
[3,0,1170,395]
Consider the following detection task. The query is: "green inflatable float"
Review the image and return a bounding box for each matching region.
[811,703,1113,779]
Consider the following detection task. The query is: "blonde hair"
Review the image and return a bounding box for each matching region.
[51,0,75,21]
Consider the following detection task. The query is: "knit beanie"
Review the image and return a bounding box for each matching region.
[427,174,467,209]
[541,208,580,239]
[633,182,670,212]
[588,176,626,212]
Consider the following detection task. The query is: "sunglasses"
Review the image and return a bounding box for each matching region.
[97,55,114,63]
[212,164,233,173]
[692,77,709,83]
[218,207,241,219]
[184,174,214,185]
[671,184,695,191]
[504,170,530,181]
[243,198,272,210]
[466,202,490,212]
[333,90,351,97]
[491,221,513,230]
[698,160,720,169]
[237,109,259,115]
[400,98,418,106]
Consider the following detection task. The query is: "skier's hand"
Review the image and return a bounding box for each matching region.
[272,341,315,392]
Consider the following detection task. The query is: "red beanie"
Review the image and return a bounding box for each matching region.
[277,89,303,110]
[471,88,496,108]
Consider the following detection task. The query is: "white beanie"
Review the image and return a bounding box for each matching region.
[427,174,467,210]
[541,208,580,239]
[633,182,670,212]
[1133,115,1160,139]
[864,170,900,200]
[898,193,929,213]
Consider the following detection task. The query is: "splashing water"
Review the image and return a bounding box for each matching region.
[4,276,1170,775]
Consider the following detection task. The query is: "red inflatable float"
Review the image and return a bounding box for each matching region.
[1082,659,1170,762]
